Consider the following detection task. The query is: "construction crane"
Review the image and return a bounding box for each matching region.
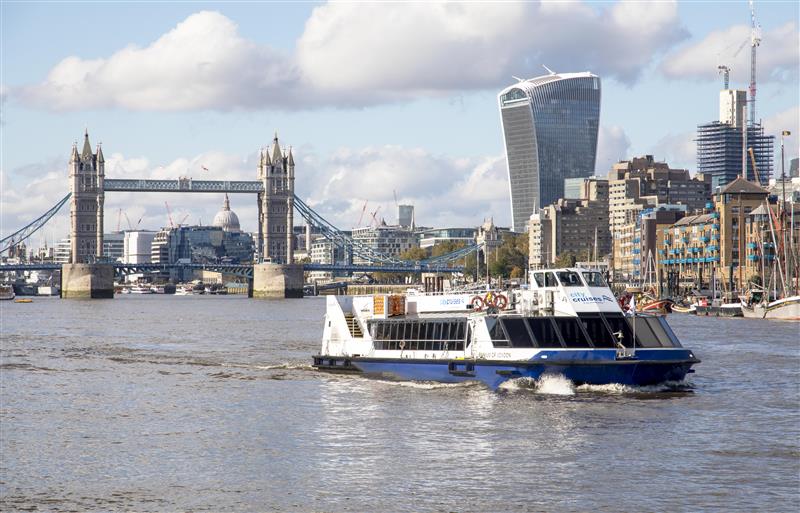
[123,212,137,231]
[356,200,368,227]
[749,0,761,126]
[178,214,190,227]
[717,65,730,90]
[164,201,175,229]
[370,205,382,227]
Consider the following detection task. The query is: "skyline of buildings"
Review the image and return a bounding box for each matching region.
[498,71,601,232]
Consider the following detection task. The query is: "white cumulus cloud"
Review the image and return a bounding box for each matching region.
[15,2,687,111]
[595,125,631,174]
[661,22,799,85]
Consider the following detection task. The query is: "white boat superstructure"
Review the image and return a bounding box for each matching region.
[315,268,699,388]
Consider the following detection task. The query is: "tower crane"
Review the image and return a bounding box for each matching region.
[356,200,368,227]
[164,201,175,229]
[748,0,761,126]
[370,206,382,227]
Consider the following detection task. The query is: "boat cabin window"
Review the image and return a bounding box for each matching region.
[578,314,630,348]
[500,318,534,348]
[581,271,607,288]
[628,316,679,348]
[533,273,546,288]
[369,319,467,352]
[544,272,558,287]
[526,318,564,348]
[602,314,636,348]
[556,271,583,287]
[552,317,592,348]
[486,317,509,347]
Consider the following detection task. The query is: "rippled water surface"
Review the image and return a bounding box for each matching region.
[1,296,799,512]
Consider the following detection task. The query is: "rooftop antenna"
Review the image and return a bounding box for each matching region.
[542,65,556,75]
[748,0,761,126]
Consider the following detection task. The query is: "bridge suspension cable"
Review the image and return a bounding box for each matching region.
[1,193,71,255]
[293,195,404,264]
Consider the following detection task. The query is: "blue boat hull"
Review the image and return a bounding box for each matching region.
[313,349,699,390]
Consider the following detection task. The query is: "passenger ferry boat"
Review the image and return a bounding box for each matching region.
[313,268,700,389]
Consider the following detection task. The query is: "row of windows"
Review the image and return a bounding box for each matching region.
[488,314,678,349]
[370,320,467,352]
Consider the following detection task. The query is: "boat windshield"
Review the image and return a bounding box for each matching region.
[556,271,582,287]
[581,271,607,287]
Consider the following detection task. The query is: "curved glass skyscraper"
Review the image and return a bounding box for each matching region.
[498,72,601,232]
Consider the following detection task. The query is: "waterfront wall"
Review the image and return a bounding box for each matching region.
[61,263,114,299]
[252,263,303,298]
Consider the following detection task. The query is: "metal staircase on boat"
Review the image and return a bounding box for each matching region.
[344,313,363,337]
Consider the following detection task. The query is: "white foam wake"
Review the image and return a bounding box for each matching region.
[498,374,576,395]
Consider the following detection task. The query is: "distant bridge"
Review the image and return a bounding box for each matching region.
[3,180,478,274]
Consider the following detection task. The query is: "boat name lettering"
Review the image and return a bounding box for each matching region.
[569,292,615,304]
[439,297,465,306]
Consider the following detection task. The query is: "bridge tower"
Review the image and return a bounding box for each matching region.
[257,133,295,264]
[69,130,104,263]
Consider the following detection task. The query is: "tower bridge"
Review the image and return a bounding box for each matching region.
[1,130,476,298]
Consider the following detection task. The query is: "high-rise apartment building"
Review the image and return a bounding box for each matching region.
[498,71,601,232]
[696,88,774,190]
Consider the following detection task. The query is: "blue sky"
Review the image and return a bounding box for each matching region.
[1,1,798,243]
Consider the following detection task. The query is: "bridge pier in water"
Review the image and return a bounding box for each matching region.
[252,263,304,299]
[61,263,114,299]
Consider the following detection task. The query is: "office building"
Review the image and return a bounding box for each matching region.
[696,88,774,190]
[417,227,476,250]
[123,231,157,264]
[498,71,601,232]
[351,223,416,265]
[103,232,124,262]
[308,238,348,281]
[398,205,415,229]
[564,176,608,201]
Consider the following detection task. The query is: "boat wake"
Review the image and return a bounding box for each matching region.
[499,374,575,395]
[371,379,484,390]
[499,375,694,396]
[576,380,695,394]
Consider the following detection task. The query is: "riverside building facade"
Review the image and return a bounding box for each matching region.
[608,155,711,242]
[498,71,601,232]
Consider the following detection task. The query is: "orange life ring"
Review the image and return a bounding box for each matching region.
[471,295,485,311]
[494,294,508,309]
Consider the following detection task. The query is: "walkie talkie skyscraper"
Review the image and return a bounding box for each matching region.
[498,71,601,232]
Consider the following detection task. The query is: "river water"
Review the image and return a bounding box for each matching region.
[1,295,798,512]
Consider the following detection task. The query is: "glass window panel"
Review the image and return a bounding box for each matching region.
[553,318,591,348]
[534,273,546,287]
[603,314,635,348]
[544,272,558,287]
[501,318,534,348]
[556,271,583,287]
[579,315,616,348]
[527,318,563,348]
[630,317,660,348]
[581,271,607,287]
